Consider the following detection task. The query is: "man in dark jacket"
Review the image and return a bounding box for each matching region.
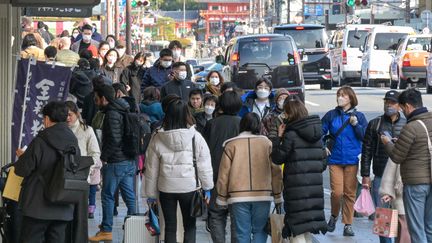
[89,84,136,242]
[160,62,196,102]
[141,48,173,90]
[203,91,243,243]
[14,101,78,242]
[382,88,432,243]
[361,90,406,240]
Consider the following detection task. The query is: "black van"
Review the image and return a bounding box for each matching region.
[221,34,305,101]
[273,24,332,90]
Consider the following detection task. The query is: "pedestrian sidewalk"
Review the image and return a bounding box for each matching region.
[89,195,378,243]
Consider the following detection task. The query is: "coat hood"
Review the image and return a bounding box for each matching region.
[286,115,322,143]
[105,98,130,113]
[38,122,78,151]
[156,126,197,152]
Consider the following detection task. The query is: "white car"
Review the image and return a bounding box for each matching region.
[360,26,416,87]
[427,50,432,93]
[329,24,380,86]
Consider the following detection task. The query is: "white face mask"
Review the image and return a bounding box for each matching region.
[173,50,181,59]
[72,33,79,38]
[256,89,270,99]
[116,48,126,57]
[108,41,115,49]
[100,50,108,57]
[337,96,350,107]
[277,99,285,110]
[82,34,92,42]
[135,61,144,67]
[177,71,187,80]
[161,61,172,68]
[209,77,220,86]
[107,56,117,64]
[204,106,215,115]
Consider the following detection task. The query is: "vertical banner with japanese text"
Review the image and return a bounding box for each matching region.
[11,59,72,159]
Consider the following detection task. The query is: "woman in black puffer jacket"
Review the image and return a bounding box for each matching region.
[271,95,327,242]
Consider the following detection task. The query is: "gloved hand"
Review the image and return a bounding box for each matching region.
[275,203,283,214]
[350,115,358,126]
[204,190,211,204]
[147,198,157,205]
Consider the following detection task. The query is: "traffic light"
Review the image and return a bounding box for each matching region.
[347,0,355,7]
[361,0,368,5]
[355,0,361,6]
[132,0,149,7]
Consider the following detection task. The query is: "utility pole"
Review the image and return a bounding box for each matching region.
[405,0,411,23]
[114,0,120,40]
[107,0,112,35]
[287,0,290,23]
[126,0,132,55]
[370,4,375,24]
[183,0,186,37]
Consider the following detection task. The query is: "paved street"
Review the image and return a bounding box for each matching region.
[89,86,432,243]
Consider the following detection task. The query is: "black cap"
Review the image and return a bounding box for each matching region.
[384,90,400,102]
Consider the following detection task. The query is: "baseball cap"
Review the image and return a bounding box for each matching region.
[384,90,400,102]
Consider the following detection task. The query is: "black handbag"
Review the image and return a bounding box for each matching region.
[190,136,206,217]
[324,114,352,152]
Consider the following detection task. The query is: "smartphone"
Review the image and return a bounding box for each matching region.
[381,131,392,139]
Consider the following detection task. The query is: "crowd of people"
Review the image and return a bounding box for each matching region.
[12,16,432,243]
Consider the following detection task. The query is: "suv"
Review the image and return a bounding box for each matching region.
[222,34,305,101]
[273,24,331,90]
[329,25,378,86]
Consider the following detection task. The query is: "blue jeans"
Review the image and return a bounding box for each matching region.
[372,177,393,243]
[89,185,97,206]
[101,160,136,232]
[403,184,432,243]
[231,201,270,243]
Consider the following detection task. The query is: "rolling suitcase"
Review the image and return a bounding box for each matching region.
[124,214,158,243]
[124,168,158,243]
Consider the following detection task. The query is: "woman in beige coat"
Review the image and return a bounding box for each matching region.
[379,158,411,243]
[66,101,102,219]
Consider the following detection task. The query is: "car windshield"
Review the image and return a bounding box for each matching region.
[238,39,294,67]
[347,30,368,48]
[374,33,408,50]
[406,37,432,51]
[274,28,326,49]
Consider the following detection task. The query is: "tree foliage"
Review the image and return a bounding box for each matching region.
[153,0,206,11]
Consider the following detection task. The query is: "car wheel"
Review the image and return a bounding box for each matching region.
[323,79,332,90]
[390,81,398,89]
[427,82,432,94]
[361,78,367,87]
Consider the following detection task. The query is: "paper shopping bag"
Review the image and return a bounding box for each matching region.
[373,207,399,238]
[269,213,289,243]
[2,167,23,202]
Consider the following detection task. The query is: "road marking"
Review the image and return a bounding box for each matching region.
[324,188,331,195]
[305,101,320,107]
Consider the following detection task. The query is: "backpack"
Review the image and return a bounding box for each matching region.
[38,137,93,204]
[122,111,152,157]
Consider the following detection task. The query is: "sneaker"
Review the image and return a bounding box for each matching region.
[205,217,211,233]
[88,231,112,242]
[368,213,375,221]
[327,215,337,232]
[343,224,355,236]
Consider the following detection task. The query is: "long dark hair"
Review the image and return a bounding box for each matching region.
[65,101,88,130]
[162,95,195,131]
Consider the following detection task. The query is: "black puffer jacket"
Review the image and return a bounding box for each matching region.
[271,115,327,238]
[361,113,406,177]
[101,99,133,163]
[160,78,197,102]
[70,69,97,108]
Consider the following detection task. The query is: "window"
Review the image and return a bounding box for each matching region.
[373,33,408,51]
[274,28,327,49]
[211,5,219,10]
[406,37,432,51]
[347,30,368,48]
[238,39,294,67]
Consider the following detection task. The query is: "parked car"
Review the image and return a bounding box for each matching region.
[273,24,331,90]
[329,24,379,86]
[194,62,224,82]
[221,34,305,101]
[360,25,415,87]
[426,44,432,93]
[390,34,432,89]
